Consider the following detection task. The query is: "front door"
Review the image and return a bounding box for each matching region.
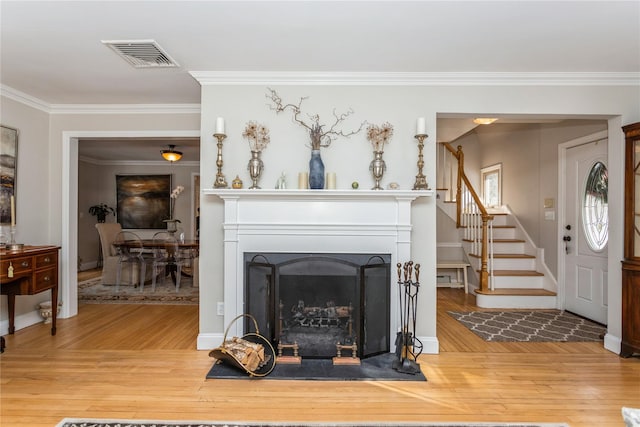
[563,138,608,324]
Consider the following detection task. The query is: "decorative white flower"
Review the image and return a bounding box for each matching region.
[169,185,185,219]
[171,185,185,199]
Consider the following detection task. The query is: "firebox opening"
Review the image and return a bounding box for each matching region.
[245,253,391,360]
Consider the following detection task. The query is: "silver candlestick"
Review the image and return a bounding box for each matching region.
[213,133,228,188]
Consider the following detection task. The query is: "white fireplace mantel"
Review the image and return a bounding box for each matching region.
[203,188,433,347]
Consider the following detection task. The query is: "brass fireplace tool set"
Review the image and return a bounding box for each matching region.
[393,261,423,374]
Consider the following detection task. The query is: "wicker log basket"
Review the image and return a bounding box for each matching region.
[208,314,276,377]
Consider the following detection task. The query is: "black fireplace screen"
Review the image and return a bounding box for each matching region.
[245,253,390,359]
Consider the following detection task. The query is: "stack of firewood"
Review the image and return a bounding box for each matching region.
[223,337,265,372]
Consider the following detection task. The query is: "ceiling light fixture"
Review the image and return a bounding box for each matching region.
[473,118,498,125]
[161,145,182,162]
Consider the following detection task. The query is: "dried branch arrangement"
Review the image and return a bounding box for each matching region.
[266,88,366,150]
[242,121,270,152]
[366,122,394,152]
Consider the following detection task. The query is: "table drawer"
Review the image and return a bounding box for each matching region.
[36,252,57,268]
[1,256,32,277]
[33,267,57,293]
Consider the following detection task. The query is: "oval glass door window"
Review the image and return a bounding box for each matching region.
[582,161,608,251]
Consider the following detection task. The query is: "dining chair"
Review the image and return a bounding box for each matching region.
[113,231,147,292]
[150,232,188,292]
[94,223,123,285]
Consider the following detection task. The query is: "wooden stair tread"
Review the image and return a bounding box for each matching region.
[475,288,557,296]
[469,253,535,259]
[463,238,525,243]
[477,269,544,276]
[461,225,515,229]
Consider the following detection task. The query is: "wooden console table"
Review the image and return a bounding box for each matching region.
[0,245,60,337]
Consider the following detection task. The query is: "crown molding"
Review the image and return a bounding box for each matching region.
[50,103,201,115]
[1,85,200,114]
[1,85,51,113]
[190,71,640,86]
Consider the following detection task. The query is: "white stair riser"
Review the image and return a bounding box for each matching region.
[470,257,536,270]
[489,275,545,289]
[465,227,516,240]
[467,242,525,253]
[475,294,557,309]
[488,258,536,270]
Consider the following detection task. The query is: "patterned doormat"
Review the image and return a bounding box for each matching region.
[78,276,198,305]
[56,419,570,427]
[447,310,606,342]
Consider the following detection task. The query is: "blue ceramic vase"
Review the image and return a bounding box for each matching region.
[308,149,325,189]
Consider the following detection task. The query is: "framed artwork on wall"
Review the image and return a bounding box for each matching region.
[116,174,171,229]
[0,125,18,226]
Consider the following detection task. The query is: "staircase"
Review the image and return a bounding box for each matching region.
[437,143,557,309]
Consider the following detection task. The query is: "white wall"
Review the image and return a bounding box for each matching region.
[196,82,638,355]
[0,97,54,331]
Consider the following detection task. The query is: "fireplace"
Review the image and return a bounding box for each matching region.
[203,189,432,353]
[245,252,390,358]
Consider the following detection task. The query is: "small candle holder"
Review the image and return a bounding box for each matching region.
[413,133,430,190]
[213,133,228,188]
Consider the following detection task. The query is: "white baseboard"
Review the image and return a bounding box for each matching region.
[0,310,45,336]
[197,332,225,350]
[416,335,439,354]
[604,332,621,355]
[79,261,98,271]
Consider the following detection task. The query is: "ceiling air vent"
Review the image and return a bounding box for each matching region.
[102,39,179,68]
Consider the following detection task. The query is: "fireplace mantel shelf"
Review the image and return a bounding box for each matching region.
[203,188,434,201]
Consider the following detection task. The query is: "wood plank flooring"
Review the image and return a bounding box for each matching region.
[1,286,638,427]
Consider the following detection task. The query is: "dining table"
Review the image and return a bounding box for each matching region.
[112,238,199,286]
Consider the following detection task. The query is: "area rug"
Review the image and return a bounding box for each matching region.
[206,353,426,381]
[448,310,606,342]
[56,419,570,427]
[78,276,198,305]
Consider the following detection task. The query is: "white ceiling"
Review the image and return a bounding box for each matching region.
[1,1,639,106]
[1,1,638,161]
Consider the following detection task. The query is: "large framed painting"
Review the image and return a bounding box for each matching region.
[0,125,18,226]
[116,174,171,229]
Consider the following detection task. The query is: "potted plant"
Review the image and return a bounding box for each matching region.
[88,203,115,223]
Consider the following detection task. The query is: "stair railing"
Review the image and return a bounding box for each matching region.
[441,143,495,292]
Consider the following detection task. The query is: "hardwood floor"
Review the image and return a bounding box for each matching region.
[1,287,638,427]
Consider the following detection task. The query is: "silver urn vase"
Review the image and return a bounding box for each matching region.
[248,150,264,189]
[369,151,386,190]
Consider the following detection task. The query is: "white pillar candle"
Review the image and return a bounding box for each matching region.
[215,117,225,134]
[298,172,308,189]
[416,117,426,135]
[326,172,336,189]
[10,195,15,227]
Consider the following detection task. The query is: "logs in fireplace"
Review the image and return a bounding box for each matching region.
[245,253,391,359]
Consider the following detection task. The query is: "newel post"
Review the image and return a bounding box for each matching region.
[479,214,491,292]
[456,145,463,227]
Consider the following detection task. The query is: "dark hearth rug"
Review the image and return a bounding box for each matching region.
[206,352,426,381]
[56,419,570,427]
[448,310,606,342]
